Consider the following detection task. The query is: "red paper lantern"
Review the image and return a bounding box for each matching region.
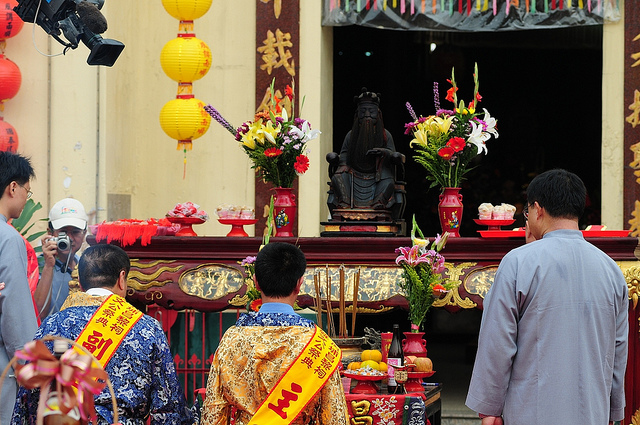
[0,118,18,152]
[0,54,21,102]
[0,0,24,40]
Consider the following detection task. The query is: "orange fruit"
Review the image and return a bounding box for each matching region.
[360,360,379,370]
[347,362,361,370]
[361,349,383,363]
[377,361,388,372]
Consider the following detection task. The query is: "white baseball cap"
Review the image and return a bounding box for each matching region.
[49,198,88,230]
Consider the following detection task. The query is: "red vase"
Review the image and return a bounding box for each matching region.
[272,187,296,237]
[402,332,427,358]
[438,187,463,237]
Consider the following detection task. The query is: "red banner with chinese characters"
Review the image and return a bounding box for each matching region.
[255,0,300,237]
[346,392,430,425]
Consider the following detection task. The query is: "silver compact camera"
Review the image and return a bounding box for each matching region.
[50,232,71,251]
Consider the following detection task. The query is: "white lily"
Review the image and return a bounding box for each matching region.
[281,107,288,123]
[467,121,488,155]
[289,120,321,143]
[482,108,499,139]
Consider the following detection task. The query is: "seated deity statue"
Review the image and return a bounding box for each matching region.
[327,88,405,220]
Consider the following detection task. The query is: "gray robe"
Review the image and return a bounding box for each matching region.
[466,229,628,424]
[0,214,38,424]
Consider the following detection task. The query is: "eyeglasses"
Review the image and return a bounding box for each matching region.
[523,205,529,221]
[57,228,87,237]
[18,184,33,200]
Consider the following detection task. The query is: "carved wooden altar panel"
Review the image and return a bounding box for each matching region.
[87,235,638,313]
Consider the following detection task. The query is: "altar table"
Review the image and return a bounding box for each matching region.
[346,384,442,425]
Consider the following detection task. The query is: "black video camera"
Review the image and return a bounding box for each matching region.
[13,0,124,66]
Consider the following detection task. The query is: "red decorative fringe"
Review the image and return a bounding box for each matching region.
[93,218,177,247]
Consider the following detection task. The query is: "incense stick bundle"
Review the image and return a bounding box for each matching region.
[313,272,323,330]
[325,266,335,338]
[351,268,360,337]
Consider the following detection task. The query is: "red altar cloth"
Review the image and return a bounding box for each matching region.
[345,392,431,425]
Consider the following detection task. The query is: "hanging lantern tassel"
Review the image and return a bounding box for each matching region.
[179,140,192,178]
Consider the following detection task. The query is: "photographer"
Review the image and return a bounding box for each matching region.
[34,198,88,320]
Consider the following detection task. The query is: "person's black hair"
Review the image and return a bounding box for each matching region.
[78,244,130,291]
[0,151,35,199]
[526,169,586,220]
[254,242,307,298]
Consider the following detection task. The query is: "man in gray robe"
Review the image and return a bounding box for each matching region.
[466,169,628,425]
[0,151,39,424]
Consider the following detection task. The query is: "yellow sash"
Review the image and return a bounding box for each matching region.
[247,326,341,425]
[74,294,143,368]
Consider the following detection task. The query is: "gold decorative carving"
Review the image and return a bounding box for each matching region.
[432,262,478,309]
[300,265,405,302]
[622,263,640,310]
[631,407,640,425]
[310,305,394,314]
[179,263,245,300]
[229,294,250,307]
[300,263,481,309]
[127,259,184,291]
[68,269,81,293]
[144,291,163,301]
[464,265,499,299]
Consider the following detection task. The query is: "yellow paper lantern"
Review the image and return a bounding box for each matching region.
[162,0,212,21]
[160,36,211,83]
[159,97,211,150]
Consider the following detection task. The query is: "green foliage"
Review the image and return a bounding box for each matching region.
[11,199,47,245]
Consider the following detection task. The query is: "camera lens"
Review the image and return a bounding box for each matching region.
[57,239,69,251]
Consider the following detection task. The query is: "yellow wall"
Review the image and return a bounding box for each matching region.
[3,1,627,237]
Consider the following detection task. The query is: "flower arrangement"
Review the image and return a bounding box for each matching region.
[405,63,498,189]
[204,79,320,188]
[240,255,262,312]
[395,216,456,332]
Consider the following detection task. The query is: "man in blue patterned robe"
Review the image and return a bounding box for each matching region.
[12,244,193,425]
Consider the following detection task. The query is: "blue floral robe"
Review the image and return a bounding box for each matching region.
[11,292,193,425]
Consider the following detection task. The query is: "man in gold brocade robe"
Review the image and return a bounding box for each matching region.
[201,243,348,425]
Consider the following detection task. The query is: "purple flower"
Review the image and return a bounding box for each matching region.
[395,246,432,267]
[406,102,418,121]
[404,122,417,135]
[241,256,257,266]
[433,82,441,112]
[204,104,237,136]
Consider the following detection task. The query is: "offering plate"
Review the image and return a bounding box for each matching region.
[474,219,516,231]
[218,218,258,237]
[166,217,205,237]
[342,371,384,394]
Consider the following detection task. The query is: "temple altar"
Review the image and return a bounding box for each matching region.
[93,235,639,313]
[88,235,640,422]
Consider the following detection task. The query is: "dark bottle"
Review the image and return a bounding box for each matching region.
[43,340,81,425]
[386,324,404,394]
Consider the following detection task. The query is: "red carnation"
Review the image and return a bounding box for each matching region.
[438,146,455,160]
[264,147,283,158]
[249,299,263,312]
[294,155,310,174]
[446,137,466,152]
